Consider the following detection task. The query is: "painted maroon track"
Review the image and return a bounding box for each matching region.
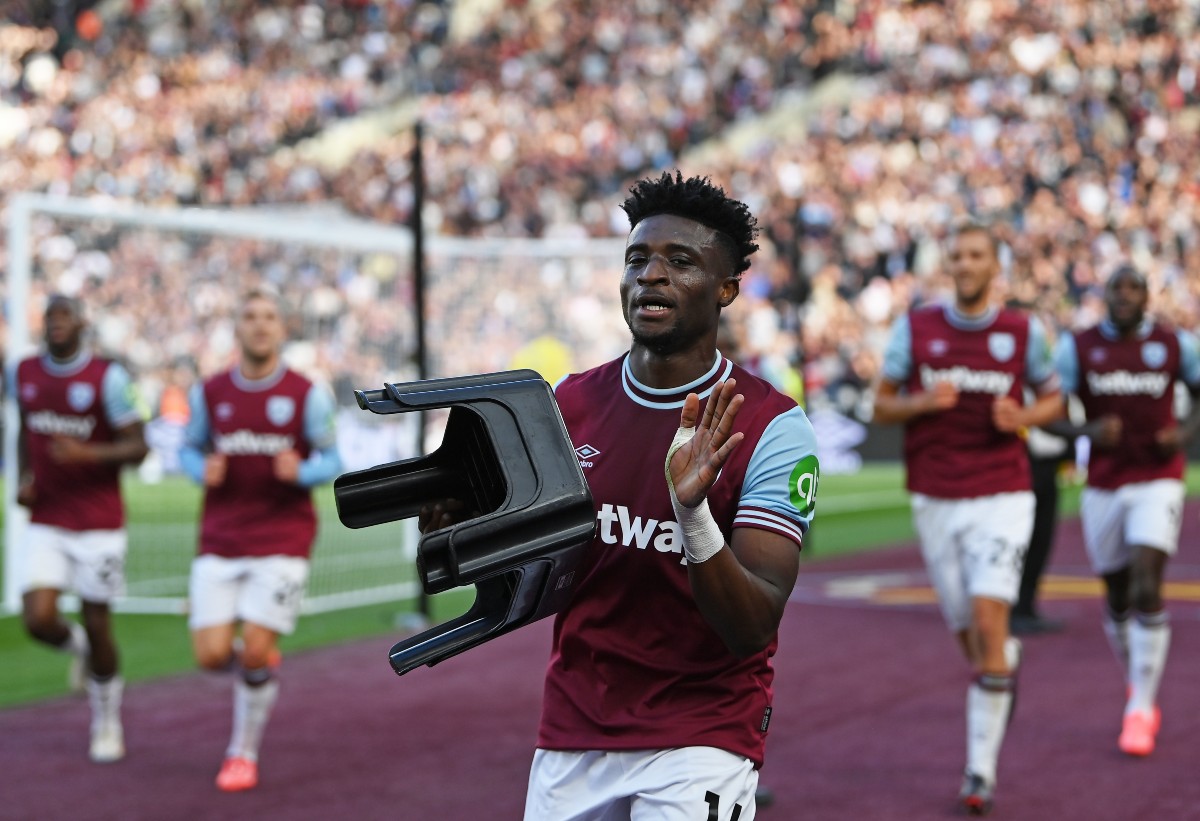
[3,506,1199,820]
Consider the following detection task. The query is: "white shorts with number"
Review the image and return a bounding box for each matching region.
[188,554,310,635]
[911,491,1034,632]
[524,747,758,821]
[20,524,127,603]
[1080,479,1185,576]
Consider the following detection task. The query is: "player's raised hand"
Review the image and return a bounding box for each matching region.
[204,453,228,487]
[668,379,745,509]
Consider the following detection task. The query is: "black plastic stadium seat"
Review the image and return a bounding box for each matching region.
[333,370,595,676]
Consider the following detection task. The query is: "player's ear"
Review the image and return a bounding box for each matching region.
[718,276,739,308]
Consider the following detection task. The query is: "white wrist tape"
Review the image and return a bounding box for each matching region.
[665,425,725,564]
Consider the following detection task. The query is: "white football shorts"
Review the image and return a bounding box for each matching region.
[20,523,127,603]
[524,746,758,821]
[911,491,1035,632]
[188,554,310,635]
[1079,479,1185,575]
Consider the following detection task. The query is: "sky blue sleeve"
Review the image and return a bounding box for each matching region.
[101,363,143,428]
[1054,333,1079,395]
[5,363,16,405]
[880,314,912,384]
[1024,315,1058,389]
[296,384,342,487]
[179,383,210,485]
[734,406,819,544]
[1177,330,1200,389]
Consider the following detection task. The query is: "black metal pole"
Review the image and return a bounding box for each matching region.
[412,120,430,622]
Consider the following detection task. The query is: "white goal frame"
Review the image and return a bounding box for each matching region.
[3,193,623,615]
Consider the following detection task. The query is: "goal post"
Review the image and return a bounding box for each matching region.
[3,193,626,616]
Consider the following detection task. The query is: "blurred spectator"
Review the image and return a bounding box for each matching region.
[1,0,1197,428]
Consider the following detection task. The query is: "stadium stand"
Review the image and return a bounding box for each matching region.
[1,0,1197,419]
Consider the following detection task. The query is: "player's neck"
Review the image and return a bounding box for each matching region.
[46,343,83,363]
[954,295,991,318]
[627,345,719,390]
[239,355,280,381]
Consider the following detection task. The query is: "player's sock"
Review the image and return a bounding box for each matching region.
[1126,611,1170,716]
[87,674,125,762]
[1103,607,1131,682]
[59,621,91,692]
[58,620,90,656]
[966,674,1013,786]
[87,674,124,724]
[227,674,279,762]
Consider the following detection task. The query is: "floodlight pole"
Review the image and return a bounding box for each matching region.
[412,120,431,622]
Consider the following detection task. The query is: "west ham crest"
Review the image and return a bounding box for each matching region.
[987,332,1016,363]
[67,382,95,411]
[267,395,295,427]
[1142,341,1167,369]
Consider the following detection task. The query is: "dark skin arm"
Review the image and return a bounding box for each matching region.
[17,420,149,507]
[46,421,149,467]
[669,380,800,659]
[16,415,34,507]
[1151,384,1200,457]
[1042,408,1122,449]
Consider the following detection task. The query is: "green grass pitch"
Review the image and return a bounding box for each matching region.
[2,464,1196,708]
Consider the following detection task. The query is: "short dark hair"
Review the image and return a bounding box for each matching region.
[621,170,759,276]
[948,218,998,258]
[45,293,85,320]
[1107,263,1148,290]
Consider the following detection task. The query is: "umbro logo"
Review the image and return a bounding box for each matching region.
[575,444,600,468]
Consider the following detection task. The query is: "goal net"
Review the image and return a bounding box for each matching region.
[3,194,626,615]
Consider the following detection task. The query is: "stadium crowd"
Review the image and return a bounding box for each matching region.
[1,0,1198,425]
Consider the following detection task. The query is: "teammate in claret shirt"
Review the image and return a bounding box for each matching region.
[422,171,819,821]
[179,287,341,792]
[872,221,1063,817]
[1047,264,1200,758]
[12,294,148,764]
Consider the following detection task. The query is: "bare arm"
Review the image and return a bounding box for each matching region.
[687,526,799,658]
[1155,384,1200,456]
[992,389,1064,433]
[48,421,149,466]
[871,378,958,425]
[16,415,34,507]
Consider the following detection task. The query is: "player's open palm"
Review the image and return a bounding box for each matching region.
[668,380,745,509]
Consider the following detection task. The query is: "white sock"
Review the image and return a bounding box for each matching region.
[1127,614,1170,715]
[1004,637,1022,674]
[227,678,279,762]
[1103,610,1131,682]
[62,621,90,659]
[966,678,1012,785]
[87,676,124,728]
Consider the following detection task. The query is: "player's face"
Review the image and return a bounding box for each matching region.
[946,230,998,310]
[235,296,285,364]
[43,298,85,358]
[1106,271,1147,330]
[620,214,738,357]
